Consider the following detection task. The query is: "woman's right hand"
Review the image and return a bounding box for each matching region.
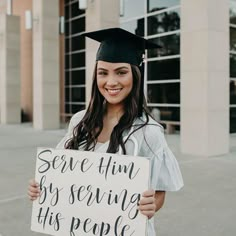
[28,179,40,201]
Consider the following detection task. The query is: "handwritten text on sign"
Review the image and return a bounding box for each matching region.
[31,148,150,236]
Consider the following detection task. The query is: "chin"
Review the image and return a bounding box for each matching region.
[106,99,124,106]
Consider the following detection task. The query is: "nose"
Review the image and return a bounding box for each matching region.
[106,75,118,86]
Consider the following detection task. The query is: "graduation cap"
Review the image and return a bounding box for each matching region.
[83,27,161,116]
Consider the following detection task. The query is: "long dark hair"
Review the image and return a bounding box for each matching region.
[65,63,150,154]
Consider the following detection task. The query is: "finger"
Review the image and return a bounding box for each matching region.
[138,203,156,211]
[142,189,155,197]
[28,185,40,193]
[27,190,40,198]
[139,196,155,205]
[29,179,39,187]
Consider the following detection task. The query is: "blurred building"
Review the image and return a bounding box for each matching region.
[0,0,235,156]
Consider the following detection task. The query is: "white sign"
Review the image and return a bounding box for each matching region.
[31,148,150,236]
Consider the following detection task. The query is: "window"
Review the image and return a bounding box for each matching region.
[230,0,236,133]
[147,8,180,35]
[64,1,86,118]
[121,18,144,36]
[147,83,180,104]
[147,58,180,81]
[148,33,180,57]
[71,35,85,51]
[230,54,236,78]
[230,26,236,51]
[148,0,180,13]
[150,107,180,122]
[230,80,236,104]
[120,0,145,20]
[120,0,181,122]
[230,0,236,24]
[230,108,236,133]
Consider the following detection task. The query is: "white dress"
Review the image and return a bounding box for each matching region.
[56,110,184,236]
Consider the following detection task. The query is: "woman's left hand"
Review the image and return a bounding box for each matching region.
[138,189,156,219]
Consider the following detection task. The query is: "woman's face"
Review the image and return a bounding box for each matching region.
[96,61,133,107]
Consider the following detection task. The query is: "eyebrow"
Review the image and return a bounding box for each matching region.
[97,66,129,71]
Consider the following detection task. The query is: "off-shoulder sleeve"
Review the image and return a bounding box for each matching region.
[141,122,184,191]
[56,110,86,149]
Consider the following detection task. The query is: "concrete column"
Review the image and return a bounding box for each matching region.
[0,14,21,124]
[33,0,60,129]
[0,1,7,14]
[85,0,119,106]
[181,0,229,156]
[13,0,33,121]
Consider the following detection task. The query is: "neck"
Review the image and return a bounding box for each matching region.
[105,103,124,120]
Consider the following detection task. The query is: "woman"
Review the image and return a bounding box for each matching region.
[28,28,183,235]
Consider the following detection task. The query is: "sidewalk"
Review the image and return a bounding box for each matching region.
[0,123,235,236]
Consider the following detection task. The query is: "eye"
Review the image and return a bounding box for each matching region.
[117,70,128,76]
[97,71,107,76]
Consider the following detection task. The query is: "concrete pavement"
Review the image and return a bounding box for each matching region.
[0,123,235,236]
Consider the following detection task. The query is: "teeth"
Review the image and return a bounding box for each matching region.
[107,89,121,94]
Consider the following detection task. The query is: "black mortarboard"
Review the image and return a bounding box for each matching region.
[83,27,160,116]
[83,27,159,66]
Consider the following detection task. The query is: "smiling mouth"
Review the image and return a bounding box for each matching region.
[106,88,122,95]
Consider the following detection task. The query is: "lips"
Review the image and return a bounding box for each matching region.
[106,88,122,96]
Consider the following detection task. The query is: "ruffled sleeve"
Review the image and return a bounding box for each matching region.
[140,120,184,191]
[155,146,184,191]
